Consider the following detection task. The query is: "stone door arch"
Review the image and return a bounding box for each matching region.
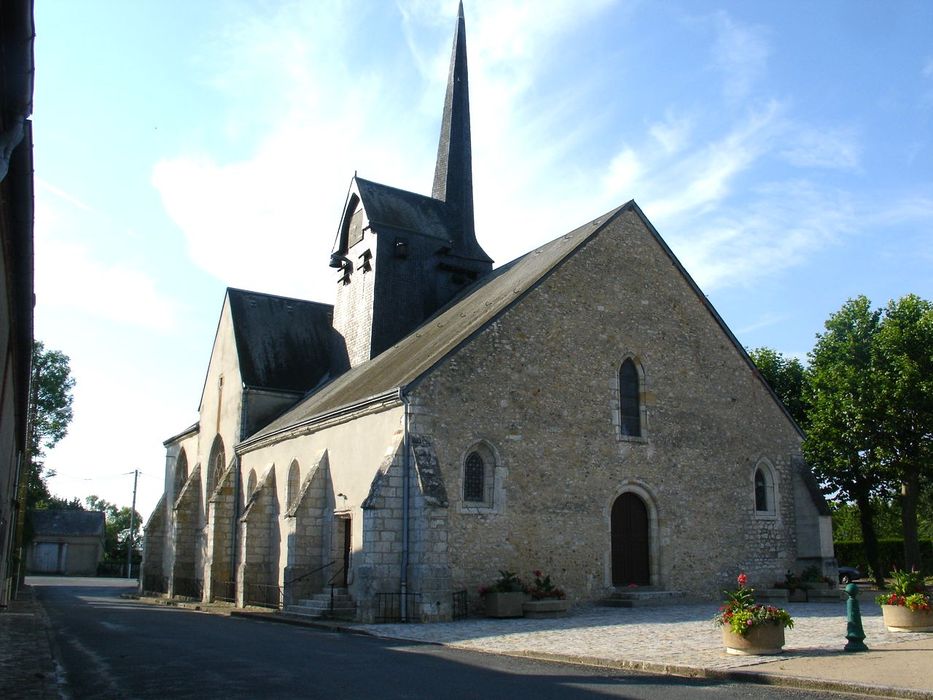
[611,492,650,586]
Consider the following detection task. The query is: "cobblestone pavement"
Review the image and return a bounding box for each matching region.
[0,586,64,700]
[357,601,927,672]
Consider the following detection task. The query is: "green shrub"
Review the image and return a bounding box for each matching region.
[833,540,933,577]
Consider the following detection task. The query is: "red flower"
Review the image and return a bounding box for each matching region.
[737,573,748,588]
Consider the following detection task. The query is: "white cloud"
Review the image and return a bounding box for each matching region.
[670,180,857,291]
[649,114,693,155]
[644,102,782,222]
[710,11,770,102]
[153,0,621,300]
[923,57,933,78]
[603,148,641,197]
[35,237,176,332]
[35,177,93,212]
[34,189,177,332]
[780,126,860,170]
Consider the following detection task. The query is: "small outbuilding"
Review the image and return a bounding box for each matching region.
[26,510,106,576]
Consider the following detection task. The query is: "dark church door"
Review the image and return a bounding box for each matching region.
[611,493,650,586]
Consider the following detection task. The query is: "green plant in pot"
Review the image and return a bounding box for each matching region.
[715,572,794,655]
[876,568,933,632]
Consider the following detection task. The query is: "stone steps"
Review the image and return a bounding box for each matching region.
[599,588,687,608]
[284,588,356,620]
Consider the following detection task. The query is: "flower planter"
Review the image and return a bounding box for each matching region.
[484,591,525,618]
[522,598,570,618]
[721,624,785,655]
[880,605,933,632]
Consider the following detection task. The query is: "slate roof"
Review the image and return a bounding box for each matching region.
[227,288,336,393]
[28,510,105,538]
[355,177,454,242]
[245,202,631,444]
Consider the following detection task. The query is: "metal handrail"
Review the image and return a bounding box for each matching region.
[284,559,336,587]
[327,566,346,613]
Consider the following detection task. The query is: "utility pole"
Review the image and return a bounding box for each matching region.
[126,469,138,579]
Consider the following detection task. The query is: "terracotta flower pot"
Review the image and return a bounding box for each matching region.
[721,623,785,655]
[484,591,525,618]
[880,605,933,632]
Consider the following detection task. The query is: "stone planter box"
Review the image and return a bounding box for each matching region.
[721,624,785,656]
[522,598,570,618]
[759,588,789,603]
[484,591,525,618]
[880,605,933,632]
[806,588,843,603]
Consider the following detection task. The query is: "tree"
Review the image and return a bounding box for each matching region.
[748,347,809,427]
[804,296,888,585]
[85,495,142,561]
[26,341,76,508]
[872,294,933,570]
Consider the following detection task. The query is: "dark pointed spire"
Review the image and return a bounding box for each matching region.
[432,0,475,247]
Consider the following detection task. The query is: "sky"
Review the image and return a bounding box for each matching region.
[32,0,933,521]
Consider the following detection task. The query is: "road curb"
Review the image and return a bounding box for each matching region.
[141,598,929,699]
[467,648,933,700]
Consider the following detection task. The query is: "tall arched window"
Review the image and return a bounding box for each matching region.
[207,436,226,493]
[174,450,188,496]
[619,359,641,437]
[463,452,485,502]
[286,460,300,509]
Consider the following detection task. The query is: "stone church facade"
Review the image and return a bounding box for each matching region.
[143,4,834,622]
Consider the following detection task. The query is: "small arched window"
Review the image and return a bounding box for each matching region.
[619,359,641,437]
[287,460,301,509]
[754,460,777,517]
[461,442,497,510]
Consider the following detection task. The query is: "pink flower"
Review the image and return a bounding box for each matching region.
[737,573,748,587]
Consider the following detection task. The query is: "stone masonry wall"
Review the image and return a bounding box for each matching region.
[283,456,327,604]
[206,465,237,602]
[171,467,202,597]
[412,207,813,603]
[356,437,451,622]
[237,468,280,607]
[141,496,166,591]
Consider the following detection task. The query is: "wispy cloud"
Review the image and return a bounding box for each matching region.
[710,11,770,102]
[35,177,93,212]
[34,192,176,332]
[35,237,176,331]
[780,125,861,170]
[649,113,693,156]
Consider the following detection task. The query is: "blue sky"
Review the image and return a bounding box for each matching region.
[33,0,933,519]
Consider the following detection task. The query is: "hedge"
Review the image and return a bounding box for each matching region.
[834,539,933,577]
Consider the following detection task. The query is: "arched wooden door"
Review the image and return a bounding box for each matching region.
[611,492,650,586]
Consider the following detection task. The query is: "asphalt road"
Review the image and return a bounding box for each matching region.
[34,578,861,700]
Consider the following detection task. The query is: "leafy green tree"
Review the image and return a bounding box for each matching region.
[748,347,809,427]
[26,341,76,508]
[830,499,925,542]
[872,294,933,569]
[85,495,142,561]
[804,296,888,585]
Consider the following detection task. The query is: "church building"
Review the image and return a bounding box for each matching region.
[142,4,835,622]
